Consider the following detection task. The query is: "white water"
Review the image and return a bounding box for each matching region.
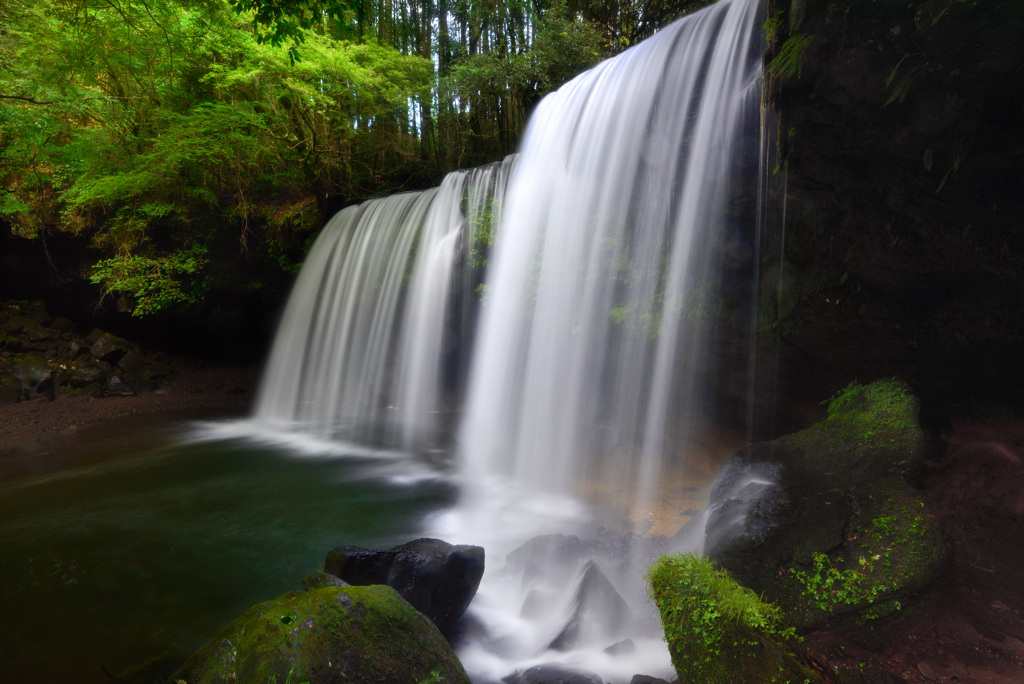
[442,0,763,680]
[251,0,763,681]
[254,159,514,451]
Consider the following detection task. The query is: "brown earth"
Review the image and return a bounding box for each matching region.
[0,359,257,478]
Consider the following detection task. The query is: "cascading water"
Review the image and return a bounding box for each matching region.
[254,159,514,452]
[435,0,764,680]
[250,0,763,681]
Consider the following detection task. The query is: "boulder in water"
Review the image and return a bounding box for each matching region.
[170,584,470,684]
[324,537,484,636]
[549,560,632,650]
[502,664,604,684]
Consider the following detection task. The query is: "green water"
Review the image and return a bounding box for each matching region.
[0,423,456,683]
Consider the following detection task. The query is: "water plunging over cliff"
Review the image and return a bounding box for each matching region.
[254,0,763,680]
[438,0,763,679]
[254,159,514,452]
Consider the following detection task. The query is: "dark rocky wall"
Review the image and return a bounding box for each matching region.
[762,0,1024,418]
[0,223,287,363]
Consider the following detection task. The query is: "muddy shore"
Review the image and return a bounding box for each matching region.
[0,360,257,477]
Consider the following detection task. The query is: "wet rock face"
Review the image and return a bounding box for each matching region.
[502,664,604,684]
[324,537,484,637]
[706,380,949,631]
[0,300,175,402]
[763,0,1024,408]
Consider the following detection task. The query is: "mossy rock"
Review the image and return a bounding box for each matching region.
[647,553,823,684]
[169,585,470,684]
[706,379,948,631]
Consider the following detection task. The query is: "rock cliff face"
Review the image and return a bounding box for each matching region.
[763,0,1024,414]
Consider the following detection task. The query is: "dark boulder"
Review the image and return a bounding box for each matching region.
[90,332,129,363]
[107,375,136,396]
[549,560,632,651]
[0,375,20,404]
[629,676,671,684]
[67,361,106,389]
[706,380,949,630]
[324,537,484,636]
[117,350,148,375]
[502,664,604,684]
[12,354,55,400]
[50,316,74,333]
[23,318,50,343]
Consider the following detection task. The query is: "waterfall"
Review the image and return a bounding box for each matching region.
[251,0,763,680]
[438,0,763,680]
[459,0,762,514]
[254,158,514,451]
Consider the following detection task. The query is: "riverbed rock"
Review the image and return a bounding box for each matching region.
[706,379,949,631]
[170,584,470,684]
[502,664,604,684]
[324,537,484,636]
[549,560,632,651]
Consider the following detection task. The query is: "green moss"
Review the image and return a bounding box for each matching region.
[170,585,470,684]
[780,481,947,628]
[647,553,820,684]
[820,379,917,452]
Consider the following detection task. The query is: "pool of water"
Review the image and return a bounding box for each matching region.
[0,421,456,683]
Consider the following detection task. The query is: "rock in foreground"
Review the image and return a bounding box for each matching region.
[706,379,949,630]
[324,537,484,636]
[170,585,470,684]
[647,552,822,684]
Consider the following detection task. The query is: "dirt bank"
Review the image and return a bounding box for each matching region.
[0,360,257,476]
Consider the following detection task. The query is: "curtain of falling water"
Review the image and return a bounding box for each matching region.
[459,0,763,518]
[255,159,514,450]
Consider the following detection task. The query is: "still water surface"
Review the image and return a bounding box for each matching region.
[0,419,455,683]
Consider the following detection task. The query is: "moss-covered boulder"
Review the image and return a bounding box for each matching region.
[169,585,471,684]
[647,553,823,684]
[706,379,949,630]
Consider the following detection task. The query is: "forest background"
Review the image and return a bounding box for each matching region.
[0,0,710,350]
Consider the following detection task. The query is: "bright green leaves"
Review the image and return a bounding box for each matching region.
[1,0,433,313]
[90,245,211,316]
[228,0,353,63]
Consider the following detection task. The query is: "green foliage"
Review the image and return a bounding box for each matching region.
[228,0,351,62]
[0,0,693,315]
[90,246,211,316]
[768,34,813,81]
[788,497,933,623]
[467,195,496,270]
[819,379,917,449]
[884,54,925,106]
[647,553,801,683]
[763,11,784,46]
[788,551,899,614]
